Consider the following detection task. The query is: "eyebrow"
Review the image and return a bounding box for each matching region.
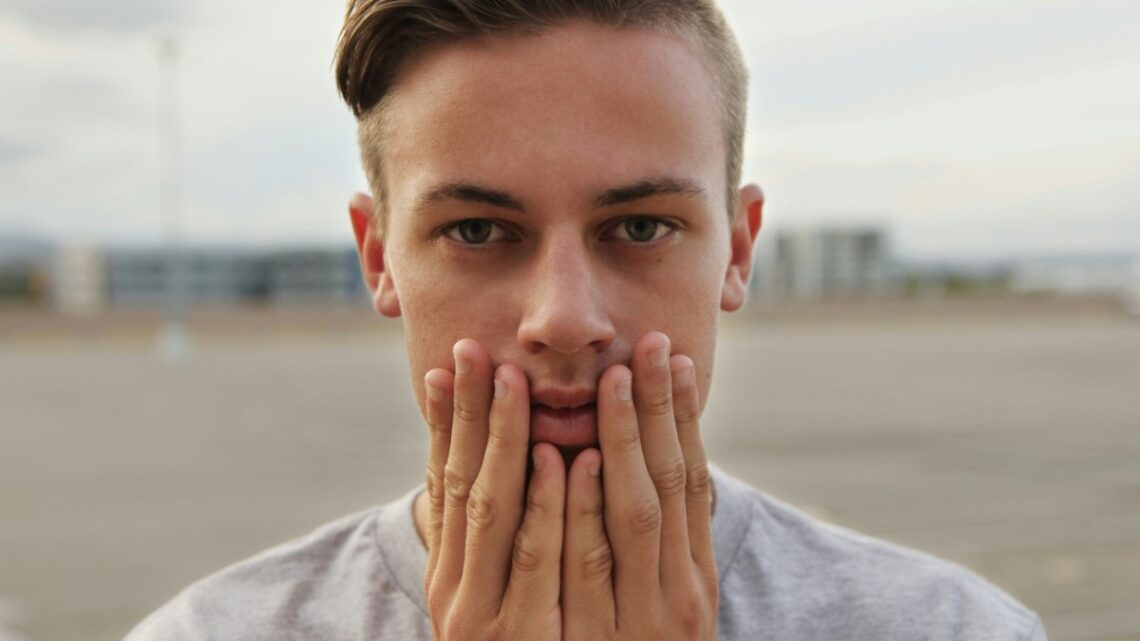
[418,183,526,212]
[593,177,707,208]
[415,176,707,214]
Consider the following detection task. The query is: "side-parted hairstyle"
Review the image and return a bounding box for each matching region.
[334,0,749,223]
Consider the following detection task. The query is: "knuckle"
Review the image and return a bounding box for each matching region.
[525,487,548,519]
[578,542,614,579]
[465,484,497,530]
[651,459,688,498]
[425,581,447,619]
[703,569,720,605]
[642,390,673,418]
[443,613,503,641]
[512,530,544,573]
[428,415,451,438]
[442,615,471,641]
[443,465,472,501]
[673,400,699,426]
[452,397,482,424]
[615,421,642,452]
[486,422,515,451]
[573,493,604,521]
[425,473,446,509]
[483,622,507,641]
[667,581,710,637]
[686,462,713,498]
[671,582,702,615]
[626,495,662,535]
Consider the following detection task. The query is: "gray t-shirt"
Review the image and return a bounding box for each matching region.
[125,466,1046,640]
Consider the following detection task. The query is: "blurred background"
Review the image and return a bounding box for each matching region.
[1,1,1138,640]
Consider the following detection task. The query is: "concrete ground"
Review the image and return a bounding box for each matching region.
[1,299,1137,641]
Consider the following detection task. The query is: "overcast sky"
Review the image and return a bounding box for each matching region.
[0,0,1136,261]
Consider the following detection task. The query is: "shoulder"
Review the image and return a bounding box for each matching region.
[710,468,1046,641]
[124,493,429,641]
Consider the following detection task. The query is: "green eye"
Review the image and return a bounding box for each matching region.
[622,217,662,242]
[451,219,495,244]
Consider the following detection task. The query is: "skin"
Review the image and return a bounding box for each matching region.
[349,21,763,641]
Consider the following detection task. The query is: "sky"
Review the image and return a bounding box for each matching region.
[0,0,1136,261]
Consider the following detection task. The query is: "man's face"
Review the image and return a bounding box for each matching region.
[355,22,760,455]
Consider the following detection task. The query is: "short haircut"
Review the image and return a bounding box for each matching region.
[334,0,748,226]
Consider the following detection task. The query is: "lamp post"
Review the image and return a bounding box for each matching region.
[157,36,190,362]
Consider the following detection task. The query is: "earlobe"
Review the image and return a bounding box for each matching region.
[348,192,402,318]
[375,273,401,317]
[720,183,764,312]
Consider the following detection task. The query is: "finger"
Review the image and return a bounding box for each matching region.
[502,443,565,620]
[596,362,660,614]
[563,447,616,638]
[436,339,494,590]
[631,333,692,585]
[458,364,530,612]
[423,367,454,581]
[671,354,716,577]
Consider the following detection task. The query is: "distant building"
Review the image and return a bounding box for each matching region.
[267,249,366,304]
[107,248,268,306]
[42,245,370,310]
[754,226,893,300]
[52,244,106,315]
[0,234,53,306]
[1009,254,1139,296]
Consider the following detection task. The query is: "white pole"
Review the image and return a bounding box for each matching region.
[157,36,190,362]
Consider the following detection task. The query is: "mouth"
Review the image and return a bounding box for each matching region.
[529,389,598,449]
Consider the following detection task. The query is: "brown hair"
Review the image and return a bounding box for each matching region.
[334,0,748,223]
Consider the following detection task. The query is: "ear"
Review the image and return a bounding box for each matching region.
[348,192,401,317]
[720,183,764,312]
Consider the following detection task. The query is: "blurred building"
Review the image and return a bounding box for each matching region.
[267,249,366,304]
[52,244,107,315]
[36,245,370,310]
[894,260,1013,299]
[106,249,266,306]
[0,234,52,306]
[1008,253,1139,296]
[754,226,894,300]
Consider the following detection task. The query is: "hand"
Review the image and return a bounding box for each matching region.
[562,332,718,641]
[421,339,565,641]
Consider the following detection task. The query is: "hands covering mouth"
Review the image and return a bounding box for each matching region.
[419,331,718,641]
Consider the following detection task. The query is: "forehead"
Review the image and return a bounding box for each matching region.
[379,21,726,213]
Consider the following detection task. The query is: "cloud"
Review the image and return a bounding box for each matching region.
[0,0,181,31]
[0,138,40,165]
[0,0,1136,260]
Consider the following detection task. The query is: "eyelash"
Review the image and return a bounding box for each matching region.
[439,216,681,247]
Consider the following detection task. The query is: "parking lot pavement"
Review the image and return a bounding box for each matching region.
[1,303,1137,641]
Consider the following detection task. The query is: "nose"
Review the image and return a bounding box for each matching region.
[516,230,616,356]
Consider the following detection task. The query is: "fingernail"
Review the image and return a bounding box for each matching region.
[587,461,600,477]
[676,365,694,387]
[453,345,471,375]
[650,346,669,369]
[532,449,545,470]
[494,377,506,399]
[616,374,632,402]
[426,382,444,402]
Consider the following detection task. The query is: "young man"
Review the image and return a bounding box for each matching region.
[126,1,1047,639]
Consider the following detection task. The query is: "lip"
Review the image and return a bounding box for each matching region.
[530,402,598,448]
[530,387,596,410]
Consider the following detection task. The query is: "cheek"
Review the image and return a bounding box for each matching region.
[397,265,516,370]
[617,257,722,392]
